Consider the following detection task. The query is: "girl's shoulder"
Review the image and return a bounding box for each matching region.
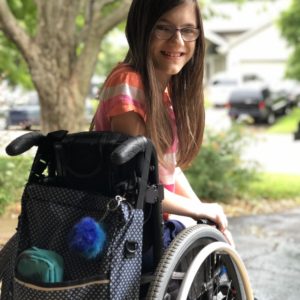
[104,63,143,90]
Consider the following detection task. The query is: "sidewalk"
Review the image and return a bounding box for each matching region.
[242,132,300,175]
[205,107,300,175]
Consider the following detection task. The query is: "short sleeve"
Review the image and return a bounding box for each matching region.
[95,65,147,132]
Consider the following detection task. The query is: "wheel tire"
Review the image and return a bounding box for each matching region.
[146,225,247,300]
[284,106,292,115]
[266,112,275,125]
[178,241,253,300]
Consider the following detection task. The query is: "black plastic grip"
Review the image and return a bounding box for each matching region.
[110,136,148,165]
[197,219,217,227]
[5,131,44,156]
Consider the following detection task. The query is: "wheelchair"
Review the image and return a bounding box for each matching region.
[0,130,253,300]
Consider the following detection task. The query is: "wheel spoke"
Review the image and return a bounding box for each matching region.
[146,225,252,300]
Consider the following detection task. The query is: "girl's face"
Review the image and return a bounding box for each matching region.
[150,1,198,86]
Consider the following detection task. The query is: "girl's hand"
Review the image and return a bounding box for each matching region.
[192,202,235,247]
[222,229,235,248]
[194,203,228,232]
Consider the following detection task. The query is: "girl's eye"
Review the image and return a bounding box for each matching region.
[181,27,195,34]
[156,25,172,32]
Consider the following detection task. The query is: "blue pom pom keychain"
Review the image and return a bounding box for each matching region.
[68,195,125,260]
[68,217,107,259]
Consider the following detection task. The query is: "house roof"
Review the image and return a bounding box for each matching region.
[203,0,288,32]
[203,0,289,52]
[204,29,227,47]
[217,19,274,54]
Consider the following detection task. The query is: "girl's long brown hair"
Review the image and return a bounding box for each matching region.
[125,0,205,169]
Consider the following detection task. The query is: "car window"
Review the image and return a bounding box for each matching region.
[242,74,262,82]
[261,89,270,99]
[230,89,261,101]
[212,79,238,86]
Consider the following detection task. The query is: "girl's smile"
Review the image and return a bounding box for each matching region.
[150,1,198,85]
[160,51,186,59]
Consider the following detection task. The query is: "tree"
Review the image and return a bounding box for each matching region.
[278,0,300,80]
[0,0,131,133]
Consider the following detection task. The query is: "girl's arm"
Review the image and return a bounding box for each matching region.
[110,112,234,245]
[111,111,147,136]
[174,167,200,202]
[162,189,228,232]
[111,112,225,228]
[172,167,234,245]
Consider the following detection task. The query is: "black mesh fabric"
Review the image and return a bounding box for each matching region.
[1,184,144,300]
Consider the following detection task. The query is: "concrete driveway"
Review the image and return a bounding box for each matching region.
[230,207,300,300]
[205,107,300,175]
[1,205,299,300]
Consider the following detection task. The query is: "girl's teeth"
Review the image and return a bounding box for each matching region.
[163,51,182,57]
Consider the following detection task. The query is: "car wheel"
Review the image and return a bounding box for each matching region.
[266,112,275,125]
[284,106,292,115]
[23,124,32,130]
[230,115,238,122]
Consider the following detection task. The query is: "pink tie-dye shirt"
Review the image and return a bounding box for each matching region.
[94,63,178,198]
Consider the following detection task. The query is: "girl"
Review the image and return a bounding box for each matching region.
[92,0,233,245]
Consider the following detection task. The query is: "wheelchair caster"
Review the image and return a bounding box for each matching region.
[163,293,171,300]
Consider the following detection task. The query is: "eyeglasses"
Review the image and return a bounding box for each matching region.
[153,24,200,42]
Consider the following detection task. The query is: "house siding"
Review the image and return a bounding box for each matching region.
[226,23,291,81]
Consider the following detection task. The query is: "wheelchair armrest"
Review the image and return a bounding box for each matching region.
[197,219,217,227]
[6,131,45,156]
[110,135,149,165]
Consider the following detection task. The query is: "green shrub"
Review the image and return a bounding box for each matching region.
[0,156,31,215]
[186,126,258,202]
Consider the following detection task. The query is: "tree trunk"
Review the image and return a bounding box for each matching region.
[0,0,131,133]
[27,45,97,133]
[37,76,86,133]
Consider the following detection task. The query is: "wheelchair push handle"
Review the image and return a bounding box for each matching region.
[5,131,44,156]
[110,135,150,165]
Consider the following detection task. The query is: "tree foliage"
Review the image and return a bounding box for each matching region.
[0,0,131,133]
[0,0,36,87]
[0,32,33,88]
[278,0,300,80]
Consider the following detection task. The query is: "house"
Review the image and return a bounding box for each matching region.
[203,0,291,83]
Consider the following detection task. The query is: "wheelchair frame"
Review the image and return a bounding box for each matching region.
[0,131,253,300]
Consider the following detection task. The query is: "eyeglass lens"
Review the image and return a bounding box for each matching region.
[154,25,199,41]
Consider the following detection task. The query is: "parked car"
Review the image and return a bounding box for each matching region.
[5,92,40,130]
[206,72,263,107]
[227,83,290,124]
[271,79,300,108]
[5,91,95,130]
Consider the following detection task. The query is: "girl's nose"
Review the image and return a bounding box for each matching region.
[171,30,185,45]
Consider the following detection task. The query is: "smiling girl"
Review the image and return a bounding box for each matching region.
[92,0,233,246]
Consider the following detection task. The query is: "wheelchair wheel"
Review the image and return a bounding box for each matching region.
[146,224,252,300]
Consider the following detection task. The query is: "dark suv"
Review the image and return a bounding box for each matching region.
[227,84,289,124]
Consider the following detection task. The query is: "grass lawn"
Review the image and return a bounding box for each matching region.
[267,107,300,134]
[247,172,300,200]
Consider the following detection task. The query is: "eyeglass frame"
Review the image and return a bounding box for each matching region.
[153,24,200,42]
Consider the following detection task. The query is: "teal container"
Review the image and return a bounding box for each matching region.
[16,247,64,283]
